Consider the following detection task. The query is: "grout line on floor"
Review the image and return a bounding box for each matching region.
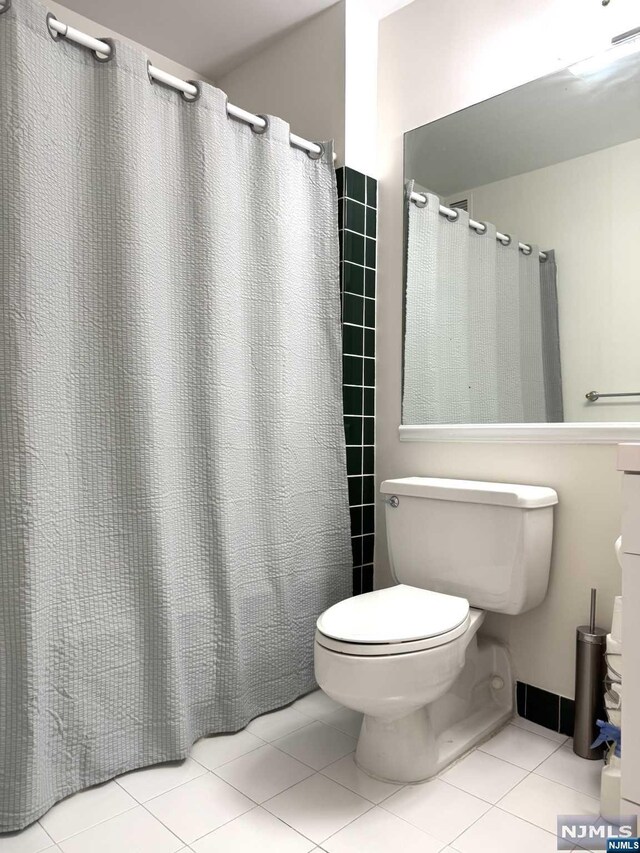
[137,787,242,847]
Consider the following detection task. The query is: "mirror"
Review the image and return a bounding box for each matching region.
[402,41,640,426]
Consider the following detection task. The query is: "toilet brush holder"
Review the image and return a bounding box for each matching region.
[573,588,606,759]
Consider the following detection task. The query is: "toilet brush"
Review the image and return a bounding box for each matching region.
[573,588,607,759]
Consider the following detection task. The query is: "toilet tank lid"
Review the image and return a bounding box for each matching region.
[380,477,558,508]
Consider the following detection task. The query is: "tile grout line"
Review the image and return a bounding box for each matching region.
[511,715,570,745]
[41,801,140,848]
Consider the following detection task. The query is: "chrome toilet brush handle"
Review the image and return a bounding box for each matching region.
[574,588,607,759]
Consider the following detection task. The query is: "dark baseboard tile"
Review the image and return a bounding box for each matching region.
[516,680,575,738]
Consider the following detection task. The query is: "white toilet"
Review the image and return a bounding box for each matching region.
[315,476,558,783]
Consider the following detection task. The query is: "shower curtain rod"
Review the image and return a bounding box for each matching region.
[409,190,547,260]
[44,15,327,160]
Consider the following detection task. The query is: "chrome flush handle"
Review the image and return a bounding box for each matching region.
[383,495,399,508]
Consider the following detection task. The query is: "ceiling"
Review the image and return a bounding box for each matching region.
[60,0,415,80]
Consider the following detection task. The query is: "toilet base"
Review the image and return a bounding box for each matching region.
[355,636,513,783]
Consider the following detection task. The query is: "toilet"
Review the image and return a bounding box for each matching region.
[315,476,558,783]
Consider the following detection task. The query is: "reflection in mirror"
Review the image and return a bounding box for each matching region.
[402,37,640,425]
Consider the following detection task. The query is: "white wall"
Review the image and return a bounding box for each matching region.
[344,0,378,175]
[218,0,381,175]
[218,4,346,163]
[377,0,640,697]
[461,139,640,423]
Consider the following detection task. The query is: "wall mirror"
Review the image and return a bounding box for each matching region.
[402,36,640,442]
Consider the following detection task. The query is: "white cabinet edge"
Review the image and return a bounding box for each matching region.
[398,424,640,444]
[617,443,640,472]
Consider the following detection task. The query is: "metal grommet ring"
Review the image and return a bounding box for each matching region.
[499,233,512,246]
[46,12,61,39]
[521,243,533,256]
[0,0,12,16]
[306,142,324,160]
[446,209,459,222]
[180,80,201,103]
[250,114,269,135]
[473,221,488,235]
[93,37,114,62]
[413,193,427,208]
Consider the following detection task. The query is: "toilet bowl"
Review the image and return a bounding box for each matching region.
[315,477,558,783]
[315,585,506,781]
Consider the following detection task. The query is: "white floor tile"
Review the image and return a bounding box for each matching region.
[322,709,363,739]
[191,731,263,771]
[246,707,310,742]
[498,773,600,835]
[57,806,182,853]
[512,716,568,744]
[274,722,356,771]
[440,750,528,804]
[452,806,559,853]
[190,807,315,853]
[116,758,206,802]
[292,691,343,722]
[322,806,445,853]
[39,781,136,842]
[321,755,401,804]
[478,724,561,770]
[382,779,490,844]
[145,773,253,844]
[534,745,603,798]
[214,744,314,803]
[263,773,371,844]
[0,822,55,853]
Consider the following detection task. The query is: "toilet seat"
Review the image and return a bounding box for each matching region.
[316,584,471,657]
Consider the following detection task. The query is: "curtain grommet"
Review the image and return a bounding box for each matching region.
[413,193,427,208]
[446,209,459,222]
[473,221,488,235]
[521,243,533,256]
[499,233,512,246]
[0,0,11,16]
[306,142,324,160]
[180,80,201,103]
[93,37,114,62]
[146,60,155,85]
[46,12,61,39]
[250,114,269,135]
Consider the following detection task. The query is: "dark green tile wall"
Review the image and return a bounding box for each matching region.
[337,167,376,595]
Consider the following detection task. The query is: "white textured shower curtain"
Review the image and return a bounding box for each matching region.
[0,0,351,830]
[403,189,562,424]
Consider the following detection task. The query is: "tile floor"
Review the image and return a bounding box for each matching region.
[1,690,604,853]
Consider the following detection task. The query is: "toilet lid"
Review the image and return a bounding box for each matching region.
[316,584,469,645]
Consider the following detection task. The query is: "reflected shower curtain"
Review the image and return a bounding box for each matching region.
[403,188,563,424]
[0,0,351,830]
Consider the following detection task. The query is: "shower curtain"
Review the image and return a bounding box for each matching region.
[403,188,563,424]
[0,0,351,831]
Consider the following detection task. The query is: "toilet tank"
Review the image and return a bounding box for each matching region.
[381,477,558,614]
